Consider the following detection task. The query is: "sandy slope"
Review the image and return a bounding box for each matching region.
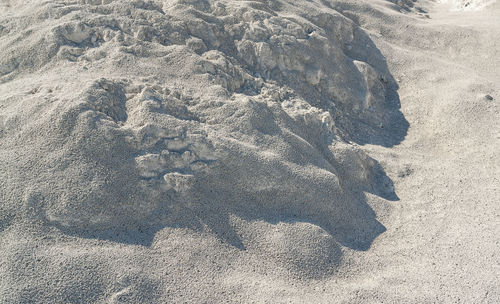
[0,0,499,303]
[340,0,500,302]
[267,2,500,302]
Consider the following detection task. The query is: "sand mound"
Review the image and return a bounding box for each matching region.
[0,0,407,301]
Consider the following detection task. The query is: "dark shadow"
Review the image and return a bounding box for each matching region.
[48,223,158,247]
[302,1,410,147]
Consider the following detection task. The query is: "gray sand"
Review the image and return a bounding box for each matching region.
[0,0,499,303]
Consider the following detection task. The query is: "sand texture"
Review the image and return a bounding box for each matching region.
[0,0,499,303]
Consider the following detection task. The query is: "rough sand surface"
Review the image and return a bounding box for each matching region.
[0,0,499,303]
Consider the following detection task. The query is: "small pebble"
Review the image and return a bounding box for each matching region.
[485,94,494,101]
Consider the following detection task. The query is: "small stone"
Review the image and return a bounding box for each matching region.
[485,94,494,101]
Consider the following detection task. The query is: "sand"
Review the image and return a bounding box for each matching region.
[0,0,499,303]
